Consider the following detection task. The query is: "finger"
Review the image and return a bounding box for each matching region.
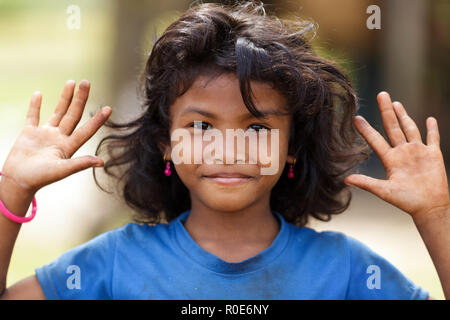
[392,101,423,143]
[58,80,90,136]
[426,116,440,147]
[56,156,103,179]
[69,106,112,153]
[344,174,390,199]
[26,91,42,127]
[46,80,76,127]
[354,115,391,160]
[377,92,407,147]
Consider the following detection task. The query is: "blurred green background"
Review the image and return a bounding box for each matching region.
[1,0,448,299]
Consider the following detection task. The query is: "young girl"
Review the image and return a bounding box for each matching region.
[0,1,449,300]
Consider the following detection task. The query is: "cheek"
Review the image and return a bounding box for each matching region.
[258,170,284,193]
[170,132,218,165]
[172,163,198,188]
[258,129,289,176]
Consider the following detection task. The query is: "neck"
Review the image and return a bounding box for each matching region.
[183,198,280,245]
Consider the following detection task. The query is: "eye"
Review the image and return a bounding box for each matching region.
[247,124,270,132]
[190,121,212,130]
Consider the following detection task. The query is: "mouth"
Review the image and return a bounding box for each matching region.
[202,173,253,186]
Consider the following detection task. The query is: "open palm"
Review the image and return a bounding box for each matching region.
[1,80,112,194]
[344,92,449,221]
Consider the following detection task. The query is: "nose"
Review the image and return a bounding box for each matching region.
[224,129,248,164]
[201,128,249,164]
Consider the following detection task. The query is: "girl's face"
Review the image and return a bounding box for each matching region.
[165,72,294,212]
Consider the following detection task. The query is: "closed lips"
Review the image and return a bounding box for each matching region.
[203,173,251,178]
[202,173,253,186]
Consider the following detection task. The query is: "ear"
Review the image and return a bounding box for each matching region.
[286,154,296,165]
[158,142,172,161]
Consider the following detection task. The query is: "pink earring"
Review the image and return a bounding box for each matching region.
[163,154,171,176]
[287,158,296,179]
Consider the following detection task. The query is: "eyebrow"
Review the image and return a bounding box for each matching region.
[180,106,289,120]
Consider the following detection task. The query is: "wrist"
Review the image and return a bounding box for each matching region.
[0,176,36,219]
[412,205,450,229]
[0,173,36,197]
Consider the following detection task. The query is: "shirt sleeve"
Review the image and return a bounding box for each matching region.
[345,235,429,300]
[34,229,117,300]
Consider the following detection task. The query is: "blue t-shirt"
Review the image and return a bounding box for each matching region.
[35,209,429,300]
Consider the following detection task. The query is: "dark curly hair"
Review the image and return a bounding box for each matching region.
[93,0,371,227]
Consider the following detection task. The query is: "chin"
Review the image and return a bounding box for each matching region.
[199,193,256,212]
[206,203,252,213]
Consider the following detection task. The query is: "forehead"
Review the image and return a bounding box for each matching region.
[169,72,287,119]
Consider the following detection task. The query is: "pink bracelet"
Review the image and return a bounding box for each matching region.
[0,171,37,223]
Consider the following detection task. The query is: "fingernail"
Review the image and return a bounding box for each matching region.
[393,102,403,111]
[80,80,89,88]
[355,115,365,124]
[94,162,103,167]
[102,106,112,115]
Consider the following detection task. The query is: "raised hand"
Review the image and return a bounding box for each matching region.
[344,92,450,222]
[0,80,112,195]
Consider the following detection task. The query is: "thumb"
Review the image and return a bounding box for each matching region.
[59,156,103,177]
[344,174,386,196]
